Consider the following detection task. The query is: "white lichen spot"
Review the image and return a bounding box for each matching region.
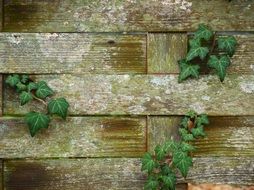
[7,34,23,45]
[189,102,205,114]
[45,33,59,40]
[250,65,254,71]
[201,95,211,101]
[240,82,254,93]
[150,76,171,87]
[128,105,146,114]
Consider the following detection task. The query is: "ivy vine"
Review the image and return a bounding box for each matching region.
[5,74,69,137]
[178,24,237,82]
[141,111,209,190]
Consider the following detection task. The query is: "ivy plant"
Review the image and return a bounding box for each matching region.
[5,74,69,137]
[141,111,209,190]
[178,24,237,82]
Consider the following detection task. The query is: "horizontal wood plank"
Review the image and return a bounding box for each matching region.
[0,117,146,158]
[148,34,254,74]
[4,157,254,189]
[0,33,146,74]
[148,116,254,157]
[4,74,254,116]
[3,0,254,32]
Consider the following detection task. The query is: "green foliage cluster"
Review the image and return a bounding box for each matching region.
[178,24,237,82]
[5,74,69,137]
[141,111,209,190]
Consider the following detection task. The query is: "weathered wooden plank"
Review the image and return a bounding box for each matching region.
[148,35,254,74]
[4,74,254,116]
[4,157,254,189]
[3,0,254,32]
[0,160,2,190]
[0,33,146,74]
[0,0,2,32]
[0,117,146,158]
[188,184,254,190]
[147,33,187,73]
[0,75,2,116]
[148,116,254,157]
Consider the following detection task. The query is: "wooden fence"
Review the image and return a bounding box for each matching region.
[0,0,254,189]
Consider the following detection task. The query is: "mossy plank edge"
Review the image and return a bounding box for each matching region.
[3,0,254,32]
[4,74,254,116]
[148,35,254,74]
[0,117,146,158]
[148,116,254,157]
[4,157,254,190]
[147,33,187,73]
[0,33,146,74]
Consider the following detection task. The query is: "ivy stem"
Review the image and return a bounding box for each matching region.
[32,94,47,107]
[209,32,217,56]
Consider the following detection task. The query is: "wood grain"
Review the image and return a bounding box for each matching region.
[148,34,254,74]
[3,0,254,32]
[4,157,254,190]
[148,116,254,157]
[3,74,254,116]
[0,75,2,116]
[0,117,146,158]
[0,33,146,74]
[147,33,187,73]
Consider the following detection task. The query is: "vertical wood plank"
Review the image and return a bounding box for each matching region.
[0,160,2,190]
[0,75,2,116]
[147,33,187,73]
[0,0,2,31]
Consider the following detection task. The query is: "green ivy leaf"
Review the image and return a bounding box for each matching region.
[16,82,27,92]
[163,140,179,152]
[161,173,176,190]
[25,112,50,137]
[186,46,209,61]
[178,60,200,82]
[189,38,201,48]
[19,91,33,106]
[21,75,30,84]
[5,74,20,87]
[48,98,69,119]
[27,82,38,91]
[218,36,237,56]
[180,142,196,152]
[141,153,157,173]
[180,117,189,128]
[196,114,209,128]
[35,81,54,99]
[155,145,166,160]
[191,126,206,138]
[186,110,197,118]
[173,151,193,178]
[208,55,230,82]
[144,176,159,190]
[194,24,213,41]
[179,128,194,142]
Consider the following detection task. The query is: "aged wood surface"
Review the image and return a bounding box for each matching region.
[148,34,254,74]
[148,117,254,157]
[0,117,146,158]
[0,0,2,32]
[0,75,2,116]
[4,74,254,116]
[0,160,2,190]
[0,33,146,74]
[3,0,254,32]
[4,157,254,190]
[148,33,187,73]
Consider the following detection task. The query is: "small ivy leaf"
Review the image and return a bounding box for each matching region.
[144,176,159,190]
[161,165,173,175]
[191,126,206,138]
[141,153,157,173]
[35,81,54,99]
[189,38,201,48]
[27,82,38,91]
[19,91,33,106]
[178,60,200,82]
[173,151,193,178]
[16,82,27,92]
[5,74,20,87]
[194,24,213,41]
[186,46,209,61]
[48,98,69,119]
[208,55,230,82]
[21,75,30,84]
[196,114,209,128]
[218,36,237,56]
[179,128,194,142]
[163,140,179,152]
[161,173,176,190]
[186,110,197,118]
[180,117,189,128]
[25,112,50,137]
[180,142,196,152]
[155,145,166,160]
